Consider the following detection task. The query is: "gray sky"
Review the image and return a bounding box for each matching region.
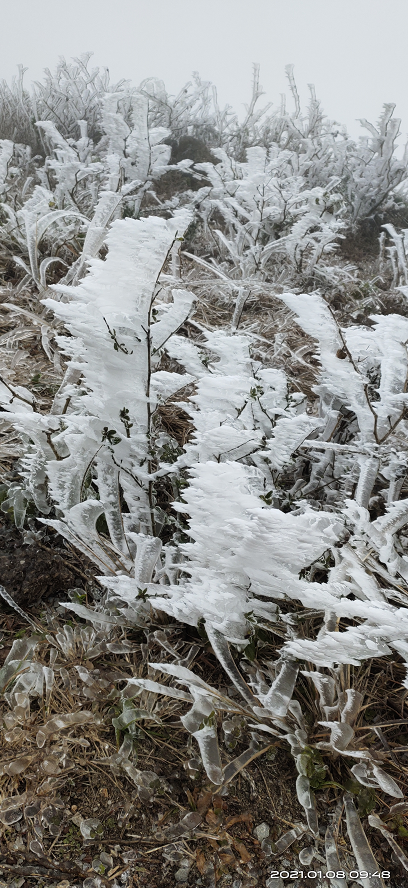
[1,0,408,144]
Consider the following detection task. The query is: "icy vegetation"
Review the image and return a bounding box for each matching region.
[2,55,408,883]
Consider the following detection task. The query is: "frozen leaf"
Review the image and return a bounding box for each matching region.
[305,803,319,837]
[301,670,336,713]
[36,710,94,747]
[299,846,315,866]
[343,793,384,888]
[29,839,44,856]
[317,721,355,752]
[0,588,38,628]
[3,755,33,775]
[163,811,202,839]
[42,803,64,835]
[295,774,319,835]
[206,626,256,706]
[80,817,103,840]
[272,823,308,855]
[125,677,193,703]
[92,858,107,875]
[371,764,403,797]
[339,688,363,726]
[262,659,298,718]
[0,807,24,825]
[296,774,313,809]
[4,635,38,665]
[112,699,162,735]
[390,801,408,815]
[0,792,27,813]
[106,641,137,654]
[3,726,26,743]
[350,762,379,789]
[325,821,347,888]
[223,742,274,785]
[189,722,223,786]
[25,799,42,818]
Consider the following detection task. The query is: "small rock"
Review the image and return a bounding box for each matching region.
[253,821,270,841]
[174,867,190,882]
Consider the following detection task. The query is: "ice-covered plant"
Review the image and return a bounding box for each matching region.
[0,86,176,294]
[4,59,408,878]
[128,628,402,880]
[125,287,408,861]
[0,211,198,620]
[32,53,118,144]
[0,65,40,152]
[345,103,408,224]
[381,221,408,287]
[191,144,345,299]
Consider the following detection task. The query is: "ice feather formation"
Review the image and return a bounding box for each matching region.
[4,59,408,851]
[2,213,195,583]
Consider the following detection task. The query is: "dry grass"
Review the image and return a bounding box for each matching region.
[1,602,408,886]
[0,608,302,887]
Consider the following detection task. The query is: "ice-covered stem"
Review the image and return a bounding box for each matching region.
[355,456,380,508]
[231,287,249,330]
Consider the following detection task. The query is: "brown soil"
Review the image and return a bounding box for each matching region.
[0,518,98,608]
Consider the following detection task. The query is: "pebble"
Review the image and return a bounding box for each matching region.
[253,821,270,841]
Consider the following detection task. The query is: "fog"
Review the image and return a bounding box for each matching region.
[1,0,407,142]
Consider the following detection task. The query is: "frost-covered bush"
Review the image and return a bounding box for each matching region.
[0,57,406,293]
[0,212,196,612]
[0,80,176,292]
[4,58,408,869]
[0,66,41,152]
[193,145,345,294]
